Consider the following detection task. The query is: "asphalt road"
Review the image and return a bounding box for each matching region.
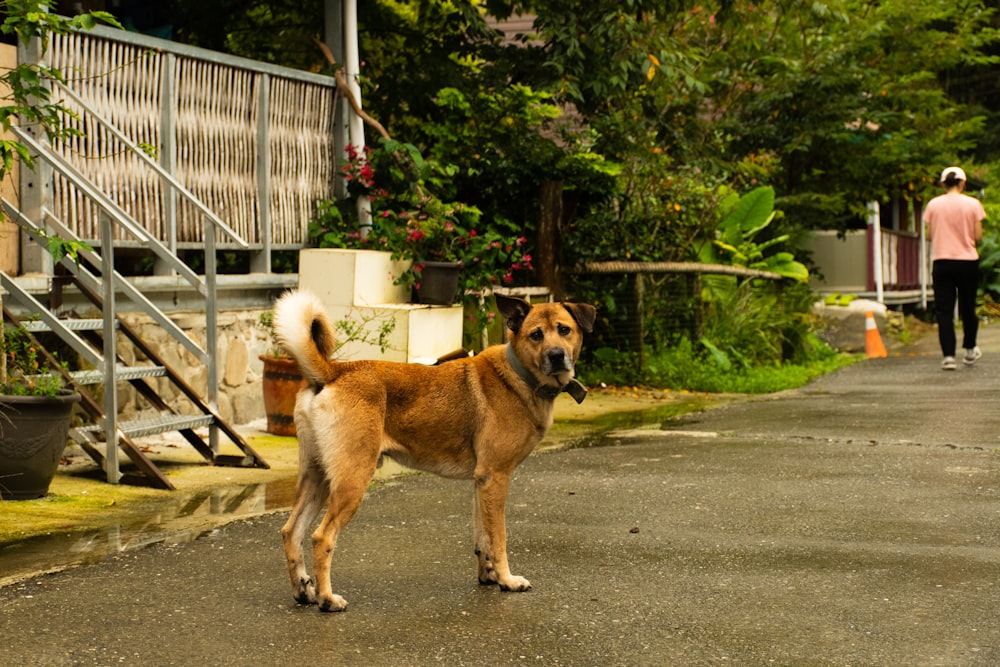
[1,326,999,666]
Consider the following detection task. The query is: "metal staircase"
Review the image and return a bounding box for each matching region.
[0,90,269,490]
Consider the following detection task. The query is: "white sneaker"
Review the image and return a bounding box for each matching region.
[942,356,957,371]
[963,346,982,366]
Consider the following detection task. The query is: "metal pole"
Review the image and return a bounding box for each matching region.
[326,0,349,200]
[17,36,54,275]
[100,211,120,483]
[158,53,177,275]
[204,220,219,455]
[251,73,271,273]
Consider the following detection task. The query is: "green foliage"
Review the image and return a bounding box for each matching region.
[698,280,817,369]
[1,322,66,396]
[699,185,809,285]
[307,139,533,333]
[977,229,1000,301]
[578,335,856,394]
[420,84,573,224]
[696,0,998,230]
[0,1,122,170]
[567,154,725,266]
[0,1,106,261]
[0,0,117,393]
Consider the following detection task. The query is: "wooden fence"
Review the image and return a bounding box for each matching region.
[46,25,338,252]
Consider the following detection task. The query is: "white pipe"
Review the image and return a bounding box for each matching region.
[343,0,372,234]
[867,201,884,304]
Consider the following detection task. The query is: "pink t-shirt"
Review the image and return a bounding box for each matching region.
[923,192,986,261]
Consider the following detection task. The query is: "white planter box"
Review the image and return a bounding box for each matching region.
[299,248,411,306]
[298,248,463,363]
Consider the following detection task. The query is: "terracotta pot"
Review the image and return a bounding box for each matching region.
[259,355,306,436]
[0,391,81,500]
[417,261,461,306]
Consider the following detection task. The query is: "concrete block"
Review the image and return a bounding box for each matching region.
[299,248,410,307]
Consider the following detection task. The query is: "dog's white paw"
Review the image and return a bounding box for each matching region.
[498,575,532,592]
[293,576,317,605]
[318,593,348,612]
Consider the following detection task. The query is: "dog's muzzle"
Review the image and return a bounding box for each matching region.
[542,348,571,376]
[505,344,587,404]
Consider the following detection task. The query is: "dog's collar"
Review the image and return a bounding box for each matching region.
[505,344,587,404]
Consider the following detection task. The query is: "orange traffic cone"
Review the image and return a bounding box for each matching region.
[865,311,887,358]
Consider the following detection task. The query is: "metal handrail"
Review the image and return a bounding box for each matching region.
[52,80,248,249]
[11,126,207,288]
[0,198,209,364]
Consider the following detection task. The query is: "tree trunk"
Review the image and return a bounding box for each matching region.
[537,180,564,299]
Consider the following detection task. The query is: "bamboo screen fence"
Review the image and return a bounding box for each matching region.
[47,28,338,250]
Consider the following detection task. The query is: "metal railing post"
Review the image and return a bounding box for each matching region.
[158,52,178,275]
[251,73,271,273]
[17,36,54,275]
[204,219,219,454]
[100,211,120,483]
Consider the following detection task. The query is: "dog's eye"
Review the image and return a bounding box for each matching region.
[557,324,571,336]
[529,328,544,341]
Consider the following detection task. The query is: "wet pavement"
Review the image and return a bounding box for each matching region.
[2,325,1000,665]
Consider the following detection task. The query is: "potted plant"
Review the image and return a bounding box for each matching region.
[258,310,306,436]
[0,322,82,500]
[308,140,534,329]
[258,308,398,436]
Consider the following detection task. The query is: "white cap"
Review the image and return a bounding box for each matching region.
[940,166,966,183]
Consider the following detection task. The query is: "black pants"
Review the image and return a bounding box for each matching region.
[932,259,979,357]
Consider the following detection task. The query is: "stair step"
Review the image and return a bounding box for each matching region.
[78,414,215,440]
[70,366,167,385]
[19,318,116,332]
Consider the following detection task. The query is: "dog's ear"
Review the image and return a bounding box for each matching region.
[561,302,597,333]
[495,293,532,334]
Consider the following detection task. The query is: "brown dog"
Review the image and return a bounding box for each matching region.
[273,289,596,612]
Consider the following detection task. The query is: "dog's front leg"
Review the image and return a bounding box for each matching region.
[473,470,531,592]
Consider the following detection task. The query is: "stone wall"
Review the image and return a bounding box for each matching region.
[115,308,273,427]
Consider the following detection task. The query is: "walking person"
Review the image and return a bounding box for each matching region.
[923,166,987,370]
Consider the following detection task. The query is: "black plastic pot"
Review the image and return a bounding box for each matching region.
[0,391,81,500]
[416,262,461,306]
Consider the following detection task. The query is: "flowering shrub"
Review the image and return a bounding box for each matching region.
[309,141,534,334]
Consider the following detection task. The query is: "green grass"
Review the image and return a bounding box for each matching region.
[579,339,860,395]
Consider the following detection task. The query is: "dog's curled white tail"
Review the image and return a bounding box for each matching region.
[272,290,338,385]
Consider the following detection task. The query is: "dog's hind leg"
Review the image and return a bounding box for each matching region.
[311,453,379,612]
[473,470,532,592]
[281,464,327,605]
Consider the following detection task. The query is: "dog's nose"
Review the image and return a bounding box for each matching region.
[547,349,569,371]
